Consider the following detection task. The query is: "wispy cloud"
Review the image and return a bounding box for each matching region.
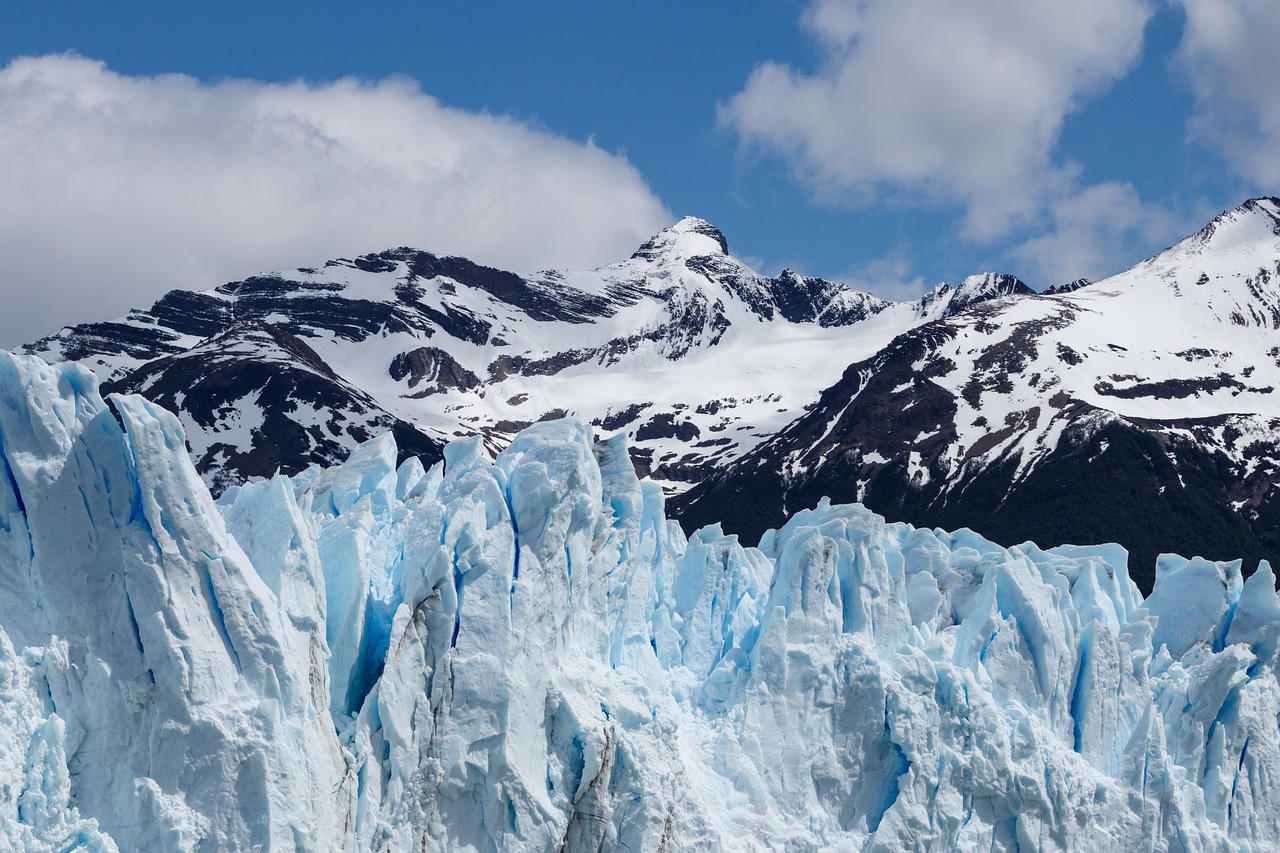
[836,249,932,302]
[1173,0,1280,186]
[0,55,671,346]
[1007,182,1183,289]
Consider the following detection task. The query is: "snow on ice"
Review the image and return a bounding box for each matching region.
[2,348,1280,851]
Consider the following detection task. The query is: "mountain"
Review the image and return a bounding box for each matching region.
[4,347,1280,851]
[111,320,444,494]
[675,198,1280,591]
[21,217,1027,500]
[22,199,1280,591]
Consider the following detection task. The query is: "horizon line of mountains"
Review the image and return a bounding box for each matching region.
[21,196,1280,591]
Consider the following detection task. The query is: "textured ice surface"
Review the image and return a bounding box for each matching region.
[3,348,1280,851]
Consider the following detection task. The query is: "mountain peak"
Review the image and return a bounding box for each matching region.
[631,216,729,261]
[909,272,1032,321]
[1181,197,1280,255]
[1228,196,1280,229]
[955,271,1032,297]
[670,216,728,251]
[1044,278,1092,295]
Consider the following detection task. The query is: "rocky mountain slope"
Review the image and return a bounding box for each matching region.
[4,347,1280,851]
[676,198,1280,591]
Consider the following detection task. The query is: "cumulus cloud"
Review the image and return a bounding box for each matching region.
[1008,182,1182,288]
[829,184,1182,300]
[720,0,1153,239]
[1173,0,1280,185]
[0,54,671,347]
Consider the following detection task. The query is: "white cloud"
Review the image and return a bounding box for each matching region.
[836,249,931,302]
[1008,181,1182,288]
[832,185,1183,298]
[1173,0,1280,185]
[721,0,1153,239]
[0,54,671,347]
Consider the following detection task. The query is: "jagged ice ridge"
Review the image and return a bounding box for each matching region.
[2,349,1280,851]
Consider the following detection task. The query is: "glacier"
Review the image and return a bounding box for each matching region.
[3,347,1280,852]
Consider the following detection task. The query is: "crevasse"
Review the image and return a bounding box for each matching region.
[0,348,1278,852]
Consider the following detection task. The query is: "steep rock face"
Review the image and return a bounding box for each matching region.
[389,347,481,395]
[676,199,1280,592]
[103,322,444,495]
[5,348,1280,850]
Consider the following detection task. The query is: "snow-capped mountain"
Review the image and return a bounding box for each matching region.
[677,198,1280,592]
[22,199,1280,592]
[5,347,1280,851]
[21,217,1025,499]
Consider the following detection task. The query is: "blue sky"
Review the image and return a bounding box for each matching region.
[1,1,1277,345]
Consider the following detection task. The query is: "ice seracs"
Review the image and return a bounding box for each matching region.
[4,347,1280,850]
[0,351,348,850]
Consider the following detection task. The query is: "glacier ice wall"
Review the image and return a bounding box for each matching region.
[2,348,1280,851]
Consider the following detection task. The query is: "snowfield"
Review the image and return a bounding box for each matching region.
[3,349,1280,851]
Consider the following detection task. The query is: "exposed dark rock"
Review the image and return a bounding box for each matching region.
[627,446,654,478]
[598,403,653,432]
[34,319,188,365]
[390,347,481,395]
[147,290,234,338]
[1043,278,1093,295]
[104,322,442,494]
[1094,373,1273,400]
[488,349,596,380]
[635,413,702,442]
[375,248,616,324]
[672,313,1280,593]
